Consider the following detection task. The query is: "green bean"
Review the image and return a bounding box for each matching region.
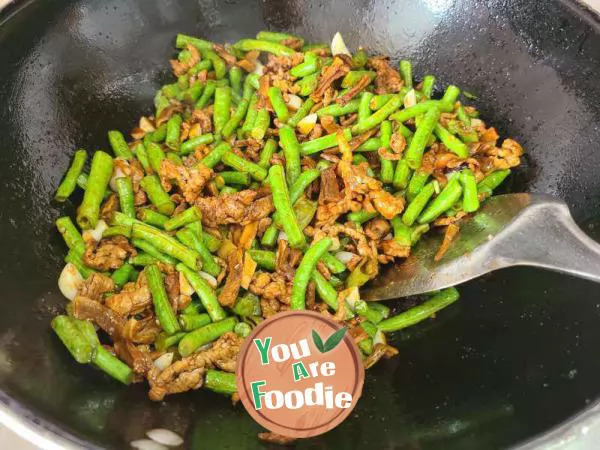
[111,263,134,289]
[290,52,318,78]
[232,293,261,317]
[180,134,214,155]
[291,238,332,310]
[358,92,374,122]
[288,169,320,204]
[205,369,237,395]
[188,60,213,76]
[477,169,511,194]
[267,86,290,123]
[248,249,276,271]
[261,224,279,247]
[221,99,249,139]
[166,152,183,165]
[434,123,469,158]
[64,249,95,279]
[419,178,463,224]
[300,128,352,155]
[441,85,460,106]
[154,91,170,118]
[311,271,352,319]
[93,346,134,384]
[406,170,430,202]
[176,228,220,277]
[107,130,133,160]
[180,313,211,332]
[229,66,243,96]
[221,150,267,181]
[196,80,216,109]
[132,222,199,269]
[379,287,460,332]
[77,151,113,229]
[197,142,227,170]
[111,211,135,228]
[352,47,368,68]
[51,315,95,363]
[390,216,412,245]
[183,81,204,103]
[234,322,252,338]
[129,253,159,266]
[354,300,386,324]
[114,177,135,219]
[213,86,231,136]
[278,126,302,184]
[176,263,226,322]
[315,99,360,117]
[378,120,394,183]
[56,216,85,252]
[234,38,295,57]
[347,211,377,224]
[403,182,435,226]
[162,83,181,99]
[178,317,237,357]
[241,94,259,136]
[137,208,169,228]
[146,142,166,174]
[460,169,480,213]
[258,138,278,169]
[139,175,175,215]
[250,108,270,140]
[404,106,440,169]
[392,159,411,190]
[200,49,226,79]
[399,60,413,89]
[162,207,201,231]
[369,94,394,111]
[390,100,451,123]
[293,197,317,230]
[296,73,319,96]
[132,238,178,265]
[201,231,221,253]
[146,264,180,335]
[55,150,87,202]
[341,70,376,88]
[410,223,430,245]
[242,73,259,100]
[268,165,306,249]
[218,171,251,186]
[352,94,402,135]
[355,137,382,152]
[421,75,435,99]
[456,104,471,124]
[133,143,151,173]
[155,331,186,351]
[256,30,304,47]
[321,252,346,274]
[102,225,131,238]
[175,34,213,51]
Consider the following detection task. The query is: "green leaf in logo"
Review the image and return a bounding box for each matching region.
[322,327,347,353]
[312,329,325,352]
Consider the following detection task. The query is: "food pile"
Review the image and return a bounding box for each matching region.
[51,30,523,423]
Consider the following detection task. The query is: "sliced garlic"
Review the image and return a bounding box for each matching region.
[153,353,174,371]
[285,94,302,111]
[198,271,217,288]
[343,286,360,311]
[58,263,84,301]
[179,271,195,296]
[253,61,265,76]
[331,32,351,56]
[109,158,128,191]
[373,329,387,346]
[130,439,168,450]
[403,88,417,108]
[334,251,356,264]
[278,231,288,242]
[146,428,184,447]
[83,219,108,242]
[297,113,317,135]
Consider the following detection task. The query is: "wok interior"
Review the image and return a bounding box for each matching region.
[1,0,600,448]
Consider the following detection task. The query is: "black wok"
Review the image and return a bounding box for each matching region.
[1,0,600,448]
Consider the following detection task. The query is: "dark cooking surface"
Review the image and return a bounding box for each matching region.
[1,0,600,448]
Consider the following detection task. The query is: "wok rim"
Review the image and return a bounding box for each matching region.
[0,0,599,448]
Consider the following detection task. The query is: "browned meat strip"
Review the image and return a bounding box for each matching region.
[195,190,274,227]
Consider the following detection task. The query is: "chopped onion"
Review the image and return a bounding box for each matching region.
[403,89,416,108]
[297,113,317,135]
[198,271,217,288]
[331,32,351,56]
[109,159,128,191]
[179,272,195,296]
[285,94,302,111]
[83,219,108,242]
[334,251,356,264]
[58,263,84,301]
[253,61,265,75]
[130,439,168,450]
[373,329,387,346]
[278,231,288,242]
[153,353,174,371]
[146,429,184,447]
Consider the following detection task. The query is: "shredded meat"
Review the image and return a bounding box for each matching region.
[122,316,162,344]
[105,273,152,316]
[100,194,119,222]
[434,223,460,261]
[113,340,154,376]
[148,332,242,401]
[364,218,391,241]
[367,56,403,93]
[77,272,115,301]
[73,296,126,341]
[164,271,180,311]
[249,272,291,307]
[311,56,351,101]
[218,248,243,308]
[159,159,213,203]
[364,343,399,369]
[258,432,296,445]
[195,190,274,227]
[379,239,411,263]
[336,74,371,105]
[83,235,136,271]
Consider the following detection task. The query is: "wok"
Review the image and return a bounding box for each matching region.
[1,0,600,448]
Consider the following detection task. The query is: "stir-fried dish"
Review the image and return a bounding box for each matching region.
[51,30,523,439]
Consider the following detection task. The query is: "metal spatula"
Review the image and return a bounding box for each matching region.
[362,193,600,301]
